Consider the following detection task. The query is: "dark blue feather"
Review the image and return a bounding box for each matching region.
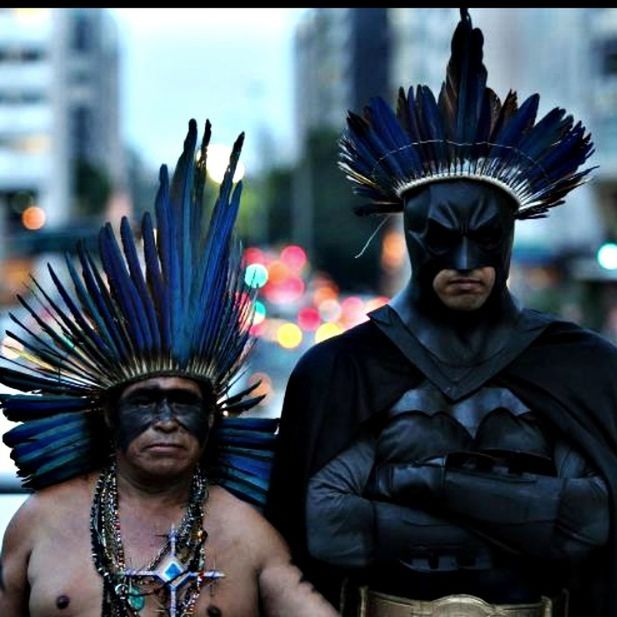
[141,211,170,352]
[99,224,147,352]
[120,217,160,352]
[65,253,118,359]
[78,244,130,360]
[2,395,92,421]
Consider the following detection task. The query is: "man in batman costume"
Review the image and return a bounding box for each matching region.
[266,9,617,617]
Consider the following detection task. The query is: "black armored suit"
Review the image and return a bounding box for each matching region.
[305,304,610,614]
[268,304,617,616]
[266,9,617,617]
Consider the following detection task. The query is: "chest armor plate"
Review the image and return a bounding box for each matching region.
[376,381,552,464]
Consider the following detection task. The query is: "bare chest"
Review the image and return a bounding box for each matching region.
[26,513,259,617]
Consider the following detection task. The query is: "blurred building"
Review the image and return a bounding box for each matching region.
[0,8,122,278]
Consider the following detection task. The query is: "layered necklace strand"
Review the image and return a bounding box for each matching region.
[90,461,212,616]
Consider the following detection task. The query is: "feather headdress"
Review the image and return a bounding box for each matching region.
[339,9,595,219]
[0,119,276,505]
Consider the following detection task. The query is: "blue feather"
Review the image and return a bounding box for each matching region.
[2,395,92,421]
[0,366,86,395]
[142,212,170,352]
[78,244,130,360]
[120,217,160,352]
[65,254,118,359]
[99,224,148,352]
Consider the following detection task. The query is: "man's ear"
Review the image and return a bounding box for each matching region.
[103,407,113,430]
[100,391,118,431]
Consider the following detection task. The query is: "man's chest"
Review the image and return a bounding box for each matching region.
[376,382,553,464]
[27,523,260,617]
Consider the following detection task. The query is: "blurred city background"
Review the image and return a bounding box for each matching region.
[2,7,617,528]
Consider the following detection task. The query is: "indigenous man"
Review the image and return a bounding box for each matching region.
[0,119,339,617]
[267,9,617,617]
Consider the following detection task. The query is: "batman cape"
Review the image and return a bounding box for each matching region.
[265,305,617,617]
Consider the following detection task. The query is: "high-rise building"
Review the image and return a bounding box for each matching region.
[0,8,122,250]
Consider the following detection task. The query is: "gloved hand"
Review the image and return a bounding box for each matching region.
[364,451,498,503]
[374,412,473,464]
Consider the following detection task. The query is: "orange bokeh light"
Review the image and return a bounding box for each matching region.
[22,206,46,230]
[381,230,406,270]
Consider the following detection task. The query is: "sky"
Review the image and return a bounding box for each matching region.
[108,8,309,177]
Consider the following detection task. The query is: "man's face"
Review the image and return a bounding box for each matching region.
[403,180,516,309]
[112,376,212,477]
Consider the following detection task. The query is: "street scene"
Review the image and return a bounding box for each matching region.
[2,10,617,615]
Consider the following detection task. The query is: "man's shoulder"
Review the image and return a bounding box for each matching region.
[207,484,277,544]
[528,309,617,354]
[292,319,389,375]
[519,309,617,378]
[34,471,97,500]
[11,472,97,526]
[1,476,91,551]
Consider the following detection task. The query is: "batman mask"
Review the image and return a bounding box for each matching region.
[403,180,517,307]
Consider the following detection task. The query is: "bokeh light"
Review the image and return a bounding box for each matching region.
[276,322,303,349]
[318,298,342,323]
[249,321,266,337]
[297,306,321,331]
[364,296,389,313]
[381,230,407,269]
[247,371,273,406]
[21,206,46,230]
[264,276,305,305]
[280,244,307,272]
[597,243,617,270]
[341,295,367,327]
[314,322,343,343]
[267,260,290,285]
[245,263,268,288]
[253,300,267,325]
[244,247,265,264]
[203,143,245,183]
[312,284,338,306]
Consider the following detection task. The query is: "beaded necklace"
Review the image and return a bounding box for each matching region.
[90,461,223,617]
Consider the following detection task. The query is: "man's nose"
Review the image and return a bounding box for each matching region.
[153,399,178,430]
[452,236,472,271]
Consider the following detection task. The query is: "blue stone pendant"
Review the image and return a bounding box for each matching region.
[127,583,145,612]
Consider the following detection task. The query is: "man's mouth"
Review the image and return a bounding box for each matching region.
[145,442,184,451]
[449,277,484,285]
[447,277,485,292]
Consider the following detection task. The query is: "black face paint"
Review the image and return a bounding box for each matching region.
[403,180,516,305]
[114,386,211,451]
[56,595,70,609]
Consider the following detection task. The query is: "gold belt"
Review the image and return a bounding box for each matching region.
[359,589,553,617]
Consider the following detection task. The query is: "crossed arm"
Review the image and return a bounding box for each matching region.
[307,430,609,570]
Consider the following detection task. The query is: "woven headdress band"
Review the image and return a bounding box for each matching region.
[339,9,595,219]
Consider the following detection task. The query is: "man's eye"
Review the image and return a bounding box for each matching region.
[426,223,458,249]
[121,396,155,408]
[172,394,203,407]
[472,228,501,247]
